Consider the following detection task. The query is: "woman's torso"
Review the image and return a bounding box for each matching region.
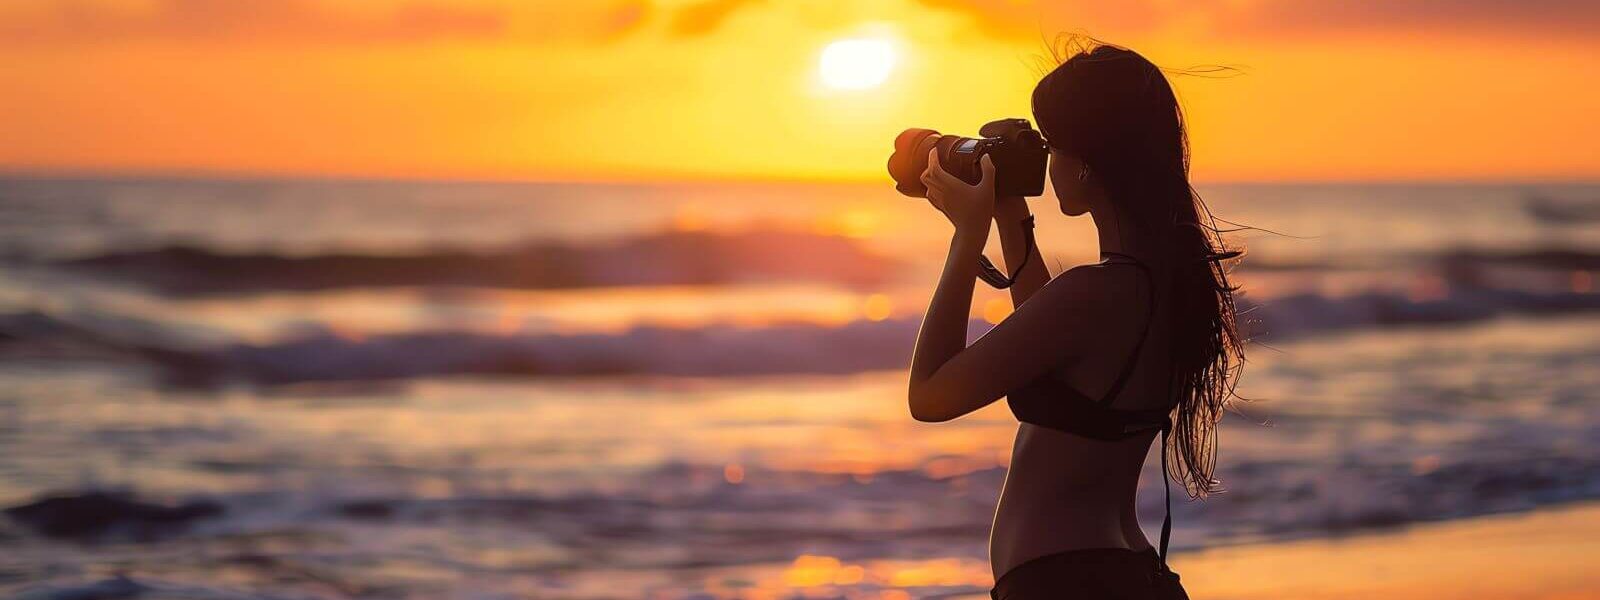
[990,423,1157,576]
[989,261,1174,578]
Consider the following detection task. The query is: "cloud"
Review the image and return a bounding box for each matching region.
[670,0,765,37]
[8,0,1591,50]
[913,0,1172,40]
[0,0,651,46]
[912,0,1600,41]
[1213,0,1600,39]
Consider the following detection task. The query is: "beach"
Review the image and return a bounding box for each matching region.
[2,178,1598,599]
[551,502,1600,600]
[1175,502,1600,600]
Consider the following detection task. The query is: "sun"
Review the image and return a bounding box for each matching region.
[818,38,897,90]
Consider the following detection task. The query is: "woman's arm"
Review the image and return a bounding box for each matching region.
[993,197,1050,307]
[906,152,1108,422]
[908,226,986,418]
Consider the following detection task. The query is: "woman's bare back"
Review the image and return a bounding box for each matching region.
[991,423,1158,576]
[989,263,1175,577]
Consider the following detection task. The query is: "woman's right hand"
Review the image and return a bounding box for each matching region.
[921,150,996,238]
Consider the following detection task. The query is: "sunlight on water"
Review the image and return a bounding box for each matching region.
[1,179,1598,598]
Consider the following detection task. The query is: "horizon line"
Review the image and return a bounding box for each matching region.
[2,165,1597,188]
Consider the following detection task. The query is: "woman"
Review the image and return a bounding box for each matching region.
[905,40,1243,599]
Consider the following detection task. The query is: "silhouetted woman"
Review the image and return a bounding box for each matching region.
[906,39,1243,599]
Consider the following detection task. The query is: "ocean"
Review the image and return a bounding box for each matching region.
[1,177,1597,599]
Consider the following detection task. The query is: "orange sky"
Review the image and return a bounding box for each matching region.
[2,0,1598,183]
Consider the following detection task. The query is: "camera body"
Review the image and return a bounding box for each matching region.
[887,118,1049,199]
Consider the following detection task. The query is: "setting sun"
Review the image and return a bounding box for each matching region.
[818,38,897,90]
[2,3,1600,600]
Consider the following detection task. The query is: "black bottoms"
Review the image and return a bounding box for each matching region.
[990,547,1188,600]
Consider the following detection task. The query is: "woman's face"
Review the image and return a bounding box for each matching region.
[1048,148,1092,216]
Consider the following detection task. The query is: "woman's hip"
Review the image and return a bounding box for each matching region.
[990,547,1187,600]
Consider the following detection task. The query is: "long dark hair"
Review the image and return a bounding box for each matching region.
[1031,36,1244,499]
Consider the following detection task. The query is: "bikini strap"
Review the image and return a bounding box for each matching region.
[1095,253,1156,407]
[1159,423,1174,573]
[1156,250,1178,574]
[1101,253,1174,573]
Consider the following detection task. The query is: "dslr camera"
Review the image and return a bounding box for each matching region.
[887,118,1049,199]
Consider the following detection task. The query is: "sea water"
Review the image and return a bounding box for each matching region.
[1,177,1597,598]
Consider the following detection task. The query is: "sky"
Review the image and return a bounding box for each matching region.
[1,0,1598,183]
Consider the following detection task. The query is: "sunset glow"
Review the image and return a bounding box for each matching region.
[1,1,1597,182]
[4,3,1599,598]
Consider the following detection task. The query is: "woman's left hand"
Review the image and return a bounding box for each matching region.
[921,150,996,237]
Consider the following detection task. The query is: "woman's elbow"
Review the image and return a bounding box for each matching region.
[909,403,949,423]
[907,387,956,423]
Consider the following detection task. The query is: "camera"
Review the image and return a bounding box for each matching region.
[887,118,1049,199]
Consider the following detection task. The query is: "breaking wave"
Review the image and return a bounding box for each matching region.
[53,228,902,294]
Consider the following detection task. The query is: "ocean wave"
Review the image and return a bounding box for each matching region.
[1237,245,1600,273]
[1242,287,1600,339]
[218,319,932,384]
[218,287,1597,383]
[1436,246,1600,272]
[1523,194,1600,224]
[7,451,1597,568]
[226,285,1600,383]
[3,490,223,542]
[52,228,901,294]
[5,287,1600,386]
[0,309,927,384]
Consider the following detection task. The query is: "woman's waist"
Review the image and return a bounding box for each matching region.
[990,427,1151,574]
[992,482,1132,533]
[1008,423,1155,475]
[990,463,1142,545]
[989,492,1146,578]
[999,440,1146,516]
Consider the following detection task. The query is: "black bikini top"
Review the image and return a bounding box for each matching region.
[1004,251,1179,572]
[1006,252,1169,440]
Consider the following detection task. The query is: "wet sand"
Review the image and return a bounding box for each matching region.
[1169,502,1600,600]
[567,502,1600,599]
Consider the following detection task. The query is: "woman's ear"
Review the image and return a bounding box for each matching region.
[1049,151,1095,217]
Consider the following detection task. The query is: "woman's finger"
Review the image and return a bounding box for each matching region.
[923,150,944,190]
[930,157,966,188]
[923,168,948,196]
[978,154,996,186]
[930,151,970,189]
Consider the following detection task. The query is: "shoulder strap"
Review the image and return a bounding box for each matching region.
[1154,254,1178,574]
[1095,253,1156,407]
[1159,424,1174,573]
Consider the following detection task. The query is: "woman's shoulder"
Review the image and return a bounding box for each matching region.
[1037,261,1153,313]
[1059,259,1151,291]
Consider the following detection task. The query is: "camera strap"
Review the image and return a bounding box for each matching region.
[976,214,1035,289]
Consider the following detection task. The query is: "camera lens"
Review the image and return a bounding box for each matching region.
[887,128,942,197]
[888,118,1048,198]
